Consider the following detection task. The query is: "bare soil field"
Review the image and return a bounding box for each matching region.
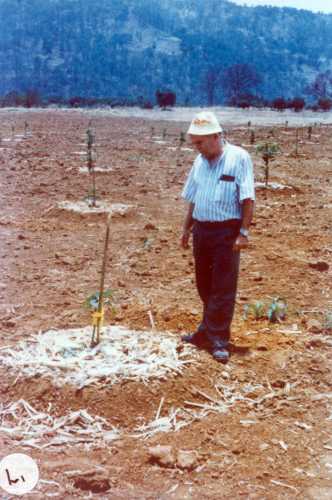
[0,108,331,499]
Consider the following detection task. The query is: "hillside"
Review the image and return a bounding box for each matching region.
[0,0,331,104]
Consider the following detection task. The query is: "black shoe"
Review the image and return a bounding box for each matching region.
[181,331,207,347]
[211,345,230,363]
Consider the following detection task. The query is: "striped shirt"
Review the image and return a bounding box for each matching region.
[182,143,255,222]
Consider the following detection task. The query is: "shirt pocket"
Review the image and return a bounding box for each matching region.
[214,178,237,203]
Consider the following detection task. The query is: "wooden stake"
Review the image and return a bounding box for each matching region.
[295,128,299,156]
[91,214,112,347]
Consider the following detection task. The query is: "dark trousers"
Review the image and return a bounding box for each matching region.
[192,219,241,346]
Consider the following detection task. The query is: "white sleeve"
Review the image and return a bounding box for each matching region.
[181,164,198,203]
[236,152,255,202]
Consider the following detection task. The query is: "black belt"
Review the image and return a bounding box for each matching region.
[194,219,241,228]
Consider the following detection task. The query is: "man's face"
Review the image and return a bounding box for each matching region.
[189,134,219,159]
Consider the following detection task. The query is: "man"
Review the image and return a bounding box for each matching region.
[181,111,255,363]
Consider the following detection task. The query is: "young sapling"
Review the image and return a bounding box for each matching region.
[295,128,299,156]
[86,128,97,207]
[88,215,112,347]
[178,131,186,150]
[255,142,280,187]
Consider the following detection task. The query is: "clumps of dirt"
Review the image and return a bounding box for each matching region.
[148,445,199,470]
[73,474,111,494]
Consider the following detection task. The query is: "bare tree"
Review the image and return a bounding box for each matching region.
[306,70,332,100]
[25,89,41,108]
[155,90,176,109]
[221,64,262,105]
[201,67,223,106]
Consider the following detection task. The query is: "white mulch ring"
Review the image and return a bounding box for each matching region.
[0,325,196,389]
[57,200,133,215]
[79,165,113,173]
[255,181,293,190]
[167,146,193,152]
[0,399,120,450]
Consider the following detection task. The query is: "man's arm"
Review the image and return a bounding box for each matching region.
[240,198,255,231]
[233,198,255,251]
[181,202,195,249]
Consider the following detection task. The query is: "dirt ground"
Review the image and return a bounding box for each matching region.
[0,108,331,499]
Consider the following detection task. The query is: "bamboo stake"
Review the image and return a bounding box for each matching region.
[91,214,111,347]
[148,310,156,330]
[155,397,165,420]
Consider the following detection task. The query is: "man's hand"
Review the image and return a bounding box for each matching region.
[181,229,191,249]
[233,234,249,252]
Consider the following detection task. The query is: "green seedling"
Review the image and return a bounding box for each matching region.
[85,289,116,315]
[267,297,287,323]
[143,238,153,249]
[243,300,266,320]
[244,297,287,323]
[256,142,280,187]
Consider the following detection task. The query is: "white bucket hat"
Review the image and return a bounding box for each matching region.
[187,111,222,135]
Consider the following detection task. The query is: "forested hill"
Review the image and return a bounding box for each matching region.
[0,0,331,104]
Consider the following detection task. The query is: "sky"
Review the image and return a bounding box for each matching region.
[230,0,332,14]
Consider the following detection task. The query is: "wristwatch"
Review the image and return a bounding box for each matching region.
[239,228,249,238]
